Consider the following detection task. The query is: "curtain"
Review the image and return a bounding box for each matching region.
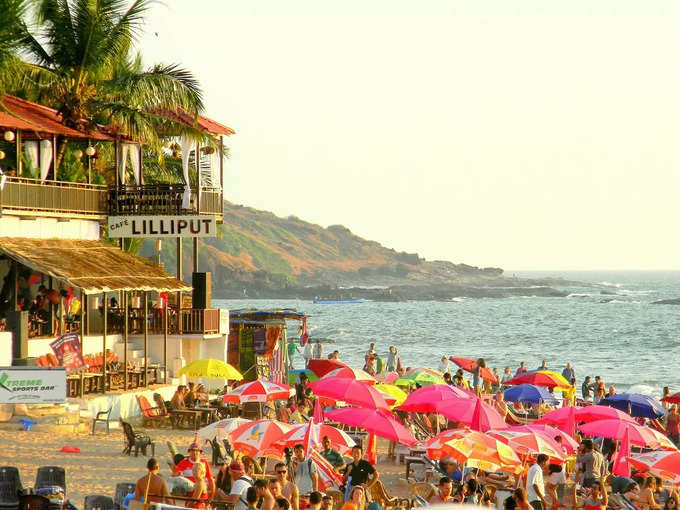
[181,135,193,208]
[39,139,52,182]
[127,143,141,184]
[266,328,281,356]
[118,143,129,184]
[23,141,39,176]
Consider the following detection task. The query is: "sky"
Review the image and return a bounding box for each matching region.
[138,1,680,271]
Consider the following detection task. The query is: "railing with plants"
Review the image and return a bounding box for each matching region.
[108,184,223,217]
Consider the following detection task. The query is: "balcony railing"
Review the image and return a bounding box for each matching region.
[108,184,223,218]
[0,176,107,219]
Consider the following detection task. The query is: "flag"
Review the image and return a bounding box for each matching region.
[367,433,377,464]
[303,398,323,454]
[612,427,631,477]
[471,399,483,431]
[310,449,343,490]
[300,317,309,347]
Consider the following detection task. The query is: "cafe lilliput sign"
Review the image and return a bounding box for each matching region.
[107,215,217,238]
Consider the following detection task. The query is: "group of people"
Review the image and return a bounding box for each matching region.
[131,439,380,510]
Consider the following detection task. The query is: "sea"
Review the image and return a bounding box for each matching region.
[213,270,680,398]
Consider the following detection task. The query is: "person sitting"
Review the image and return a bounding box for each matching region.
[429,477,455,504]
[169,385,187,410]
[439,457,463,483]
[583,479,608,510]
[185,382,198,407]
[190,462,209,509]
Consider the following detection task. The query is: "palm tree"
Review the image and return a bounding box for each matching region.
[14,0,209,160]
[0,0,28,95]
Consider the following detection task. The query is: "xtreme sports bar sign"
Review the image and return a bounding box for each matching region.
[0,367,66,403]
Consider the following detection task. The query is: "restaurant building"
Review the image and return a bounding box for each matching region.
[0,94,233,415]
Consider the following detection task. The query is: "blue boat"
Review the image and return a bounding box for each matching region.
[313,297,364,304]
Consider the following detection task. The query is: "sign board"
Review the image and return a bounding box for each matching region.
[50,332,85,373]
[219,309,229,335]
[107,215,217,238]
[0,367,66,403]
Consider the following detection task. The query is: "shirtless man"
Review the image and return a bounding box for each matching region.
[134,458,171,503]
[275,462,299,510]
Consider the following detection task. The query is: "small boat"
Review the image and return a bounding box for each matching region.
[313,297,364,304]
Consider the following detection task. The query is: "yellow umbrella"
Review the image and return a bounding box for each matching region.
[375,383,408,408]
[179,359,243,380]
[537,370,571,390]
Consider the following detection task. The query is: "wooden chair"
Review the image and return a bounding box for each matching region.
[412,482,436,504]
[136,395,171,428]
[370,480,411,509]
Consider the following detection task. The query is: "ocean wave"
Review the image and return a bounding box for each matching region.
[451,297,465,302]
[567,293,596,298]
[605,299,641,304]
[599,281,622,288]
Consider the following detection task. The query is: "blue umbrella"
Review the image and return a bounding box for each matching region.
[599,393,667,419]
[504,384,559,405]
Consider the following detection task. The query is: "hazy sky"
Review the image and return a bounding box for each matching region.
[139,2,680,270]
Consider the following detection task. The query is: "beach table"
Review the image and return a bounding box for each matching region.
[193,406,219,425]
[169,409,202,429]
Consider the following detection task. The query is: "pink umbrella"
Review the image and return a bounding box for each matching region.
[222,379,295,403]
[323,367,376,385]
[578,420,674,449]
[376,371,399,384]
[308,376,389,409]
[612,427,631,477]
[537,405,635,426]
[508,424,579,454]
[325,407,417,446]
[398,384,473,413]
[436,398,508,432]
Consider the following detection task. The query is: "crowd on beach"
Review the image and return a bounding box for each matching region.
[120,343,680,510]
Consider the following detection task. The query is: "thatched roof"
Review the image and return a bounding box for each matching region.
[0,238,191,294]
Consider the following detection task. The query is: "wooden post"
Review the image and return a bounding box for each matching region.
[102,291,107,394]
[177,238,183,335]
[16,130,22,176]
[193,238,198,273]
[124,290,129,390]
[138,143,143,185]
[195,142,201,214]
[164,294,168,384]
[219,135,224,216]
[52,134,57,180]
[79,290,85,334]
[48,276,54,335]
[143,291,148,387]
[83,292,89,335]
[11,261,18,311]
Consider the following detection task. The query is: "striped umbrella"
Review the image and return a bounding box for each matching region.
[323,367,376,385]
[489,429,566,461]
[229,419,294,457]
[197,418,251,441]
[222,380,294,404]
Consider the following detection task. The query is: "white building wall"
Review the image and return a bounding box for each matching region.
[0,332,12,366]
[0,216,100,240]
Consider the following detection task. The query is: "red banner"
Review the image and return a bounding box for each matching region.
[50,332,85,373]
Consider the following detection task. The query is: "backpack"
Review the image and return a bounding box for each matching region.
[237,476,253,507]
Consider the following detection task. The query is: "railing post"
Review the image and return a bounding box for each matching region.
[164,295,168,385]
[102,291,107,394]
[143,291,148,387]
[123,290,128,391]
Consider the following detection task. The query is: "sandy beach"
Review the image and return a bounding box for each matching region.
[0,419,412,508]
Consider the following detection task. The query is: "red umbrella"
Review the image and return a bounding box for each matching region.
[325,407,417,446]
[308,376,389,410]
[275,423,356,454]
[508,424,579,454]
[376,371,399,384]
[398,384,473,413]
[449,357,498,383]
[505,371,567,388]
[222,380,294,403]
[307,359,348,378]
[535,405,636,437]
[663,393,680,404]
[436,398,508,431]
[628,450,680,480]
[323,367,376,385]
[229,419,294,457]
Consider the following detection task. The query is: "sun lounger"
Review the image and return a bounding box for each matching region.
[0,466,22,509]
[137,396,172,428]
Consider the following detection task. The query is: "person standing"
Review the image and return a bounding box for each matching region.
[303,341,314,368]
[562,363,575,384]
[667,405,680,446]
[438,356,451,375]
[386,346,398,372]
[225,459,255,510]
[307,492,323,510]
[320,436,345,472]
[429,477,455,504]
[274,462,299,510]
[343,445,378,490]
[293,444,318,497]
[312,340,323,360]
[582,376,595,401]
[525,454,549,510]
[594,377,606,404]
[537,360,548,371]
[134,458,171,503]
[577,439,605,488]
[473,358,486,396]
[287,340,301,370]
[173,443,215,497]
[516,362,528,376]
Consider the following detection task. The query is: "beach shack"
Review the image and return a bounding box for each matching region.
[227,309,307,384]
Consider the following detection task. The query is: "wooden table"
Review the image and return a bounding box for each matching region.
[194,406,219,425]
[169,409,202,429]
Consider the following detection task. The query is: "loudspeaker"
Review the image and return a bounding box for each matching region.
[7,310,29,360]
[192,272,211,309]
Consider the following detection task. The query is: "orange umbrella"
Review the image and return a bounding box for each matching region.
[437,432,522,473]
[489,429,566,461]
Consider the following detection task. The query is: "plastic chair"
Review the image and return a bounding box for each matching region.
[83,495,114,510]
[0,466,22,508]
[91,408,112,435]
[113,484,135,510]
[120,421,155,457]
[34,467,65,496]
[19,420,37,431]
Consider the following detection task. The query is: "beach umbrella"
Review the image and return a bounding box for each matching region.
[307,359,348,378]
[275,423,356,454]
[323,367,376,385]
[628,450,680,481]
[578,420,675,449]
[449,357,498,383]
[228,419,295,457]
[325,407,417,446]
[375,384,408,407]
[426,428,483,459]
[535,405,636,437]
[505,371,569,389]
[612,427,632,477]
[435,397,508,431]
[599,393,668,419]
[488,429,566,461]
[437,433,522,473]
[395,369,444,387]
[197,418,251,441]
[663,392,680,405]
[222,379,294,404]
[508,424,579,454]
[398,384,472,413]
[376,371,399,384]
[288,369,318,385]
[178,359,243,380]
[504,384,559,405]
[406,367,444,377]
[308,376,389,410]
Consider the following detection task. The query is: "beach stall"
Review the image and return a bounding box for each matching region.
[227,309,307,383]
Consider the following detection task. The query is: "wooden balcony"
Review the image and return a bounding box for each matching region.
[0,176,107,219]
[108,184,223,219]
